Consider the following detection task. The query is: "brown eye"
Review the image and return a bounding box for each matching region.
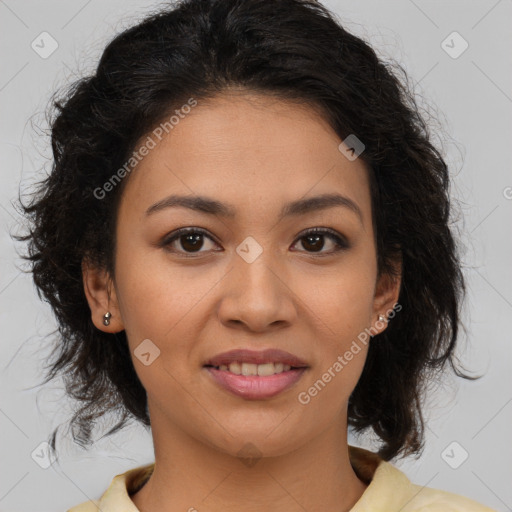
[162,228,220,256]
[160,226,349,258]
[292,228,349,255]
[177,232,206,252]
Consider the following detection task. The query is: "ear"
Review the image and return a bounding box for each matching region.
[82,257,124,333]
[371,258,402,336]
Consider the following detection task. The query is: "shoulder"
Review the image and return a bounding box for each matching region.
[66,499,101,512]
[66,462,154,512]
[348,446,496,512]
[401,482,496,512]
[373,461,496,512]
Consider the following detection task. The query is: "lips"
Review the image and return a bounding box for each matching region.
[203,349,309,400]
[206,366,307,400]
[204,348,308,368]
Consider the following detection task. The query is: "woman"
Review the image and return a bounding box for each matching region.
[19,0,496,510]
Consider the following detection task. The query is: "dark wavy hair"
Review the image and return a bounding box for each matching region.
[17,0,475,462]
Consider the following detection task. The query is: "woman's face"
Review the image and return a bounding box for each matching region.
[86,92,399,457]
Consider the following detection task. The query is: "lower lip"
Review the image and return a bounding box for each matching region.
[205,367,307,400]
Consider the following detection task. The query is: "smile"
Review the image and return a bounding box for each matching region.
[204,363,308,400]
[206,361,295,376]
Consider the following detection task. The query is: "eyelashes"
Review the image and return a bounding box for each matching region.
[290,227,350,254]
[161,227,219,256]
[159,226,350,258]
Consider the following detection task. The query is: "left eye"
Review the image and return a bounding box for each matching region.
[161,227,349,257]
[291,228,349,254]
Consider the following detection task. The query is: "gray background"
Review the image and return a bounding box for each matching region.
[1,1,511,511]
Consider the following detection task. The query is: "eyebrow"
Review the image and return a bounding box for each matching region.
[146,192,363,223]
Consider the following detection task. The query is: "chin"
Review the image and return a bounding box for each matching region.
[198,419,312,461]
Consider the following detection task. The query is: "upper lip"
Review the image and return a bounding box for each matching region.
[204,349,308,368]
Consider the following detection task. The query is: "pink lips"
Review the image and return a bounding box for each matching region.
[205,366,307,400]
[203,348,309,400]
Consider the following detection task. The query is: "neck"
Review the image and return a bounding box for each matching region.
[131,410,368,512]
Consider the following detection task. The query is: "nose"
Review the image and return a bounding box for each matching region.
[217,248,297,333]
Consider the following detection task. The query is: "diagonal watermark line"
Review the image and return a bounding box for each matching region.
[59,469,107,512]
[0,0,29,28]
[0,408,29,438]
[474,269,512,309]
[426,423,439,439]
[265,470,310,512]
[263,408,295,440]
[160,364,235,439]
[0,62,29,92]
[471,470,511,510]
[408,0,439,28]
[397,472,439,511]
[162,162,234,238]
[95,435,137,464]
[472,61,512,104]
[0,203,21,225]
[3,335,32,371]
[200,471,234,503]
[0,472,29,502]
[266,162,337,236]
[0,271,21,296]
[264,264,337,336]
[0,201,27,233]
[472,0,503,29]
[163,267,234,339]
[416,62,439,85]
[61,0,92,29]
[472,397,512,439]
[470,204,499,233]
[62,61,80,78]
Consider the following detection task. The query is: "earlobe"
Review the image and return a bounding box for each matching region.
[372,261,402,335]
[82,258,124,333]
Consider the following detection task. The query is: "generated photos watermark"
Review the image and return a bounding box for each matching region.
[93,97,198,200]
[297,303,402,405]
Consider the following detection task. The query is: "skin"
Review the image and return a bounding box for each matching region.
[83,91,401,512]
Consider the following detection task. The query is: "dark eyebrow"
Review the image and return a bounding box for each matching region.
[280,193,363,223]
[146,193,363,223]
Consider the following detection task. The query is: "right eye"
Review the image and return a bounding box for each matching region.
[161,227,222,257]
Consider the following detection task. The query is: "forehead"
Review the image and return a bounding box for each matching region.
[119,92,372,224]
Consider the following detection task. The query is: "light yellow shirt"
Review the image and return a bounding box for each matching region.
[67,445,496,511]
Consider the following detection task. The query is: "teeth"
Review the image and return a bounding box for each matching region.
[241,362,257,376]
[257,362,275,376]
[228,362,241,374]
[215,362,293,375]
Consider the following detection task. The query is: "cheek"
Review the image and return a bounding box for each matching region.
[300,278,372,369]
[112,242,231,388]
[112,249,208,398]
[293,272,373,415]
[113,236,210,341]
[294,254,377,340]
[290,251,376,407]
[296,346,368,423]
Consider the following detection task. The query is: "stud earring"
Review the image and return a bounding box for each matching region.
[103,311,112,326]
[378,314,386,323]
